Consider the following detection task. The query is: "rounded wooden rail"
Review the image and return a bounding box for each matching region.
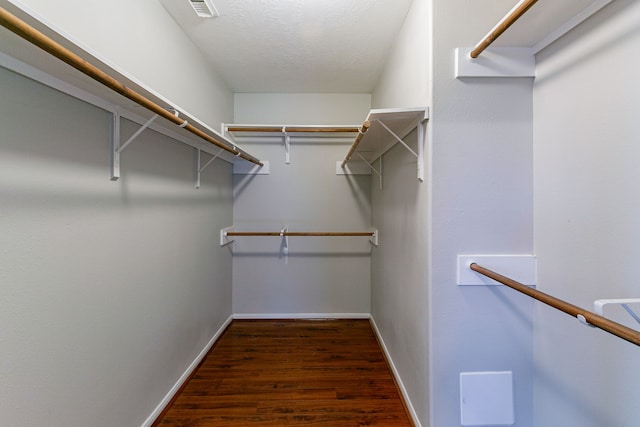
[469,263,640,347]
[470,0,539,59]
[340,120,371,168]
[0,6,262,166]
[227,126,360,133]
[226,231,375,237]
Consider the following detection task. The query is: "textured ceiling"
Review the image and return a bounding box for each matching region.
[158,0,413,93]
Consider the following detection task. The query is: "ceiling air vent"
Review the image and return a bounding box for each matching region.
[189,0,220,18]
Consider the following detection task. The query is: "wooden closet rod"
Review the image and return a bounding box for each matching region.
[470,263,640,347]
[227,231,375,237]
[340,120,371,168]
[470,0,539,58]
[0,6,262,166]
[227,126,360,133]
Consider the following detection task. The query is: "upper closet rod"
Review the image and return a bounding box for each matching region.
[0,6,262,166]
[227,231,374,237]
[469,263,640,347]
[227,126,360,133]
[470,0,539,58]
[340,120,371,168]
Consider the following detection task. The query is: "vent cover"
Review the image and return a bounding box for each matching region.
[189,0,219,18]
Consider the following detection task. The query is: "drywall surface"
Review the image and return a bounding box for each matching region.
[370,129,430,425]
[430,1,534,426]
[4,0,234,126]
[533,1,640,425]
[372,0,429,109]
[369,0,431,423]
[232,93,372,316]
[0,67,233,426]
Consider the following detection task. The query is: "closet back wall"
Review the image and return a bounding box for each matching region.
[0,67,234,426]
[231,93,372,317]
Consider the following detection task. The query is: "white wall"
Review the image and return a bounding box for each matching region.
[232,93,372,317]
[430,1,534,426]
[533,1,640,425]
[372,0,430,109]
[368,0,431,424]
[4,0,234,126]
[0,67,233,425]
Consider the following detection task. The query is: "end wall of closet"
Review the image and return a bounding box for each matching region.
[230,93,373,317]
[533,1,640,425]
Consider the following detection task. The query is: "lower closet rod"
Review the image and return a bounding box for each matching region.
[227,231,374,237]
[469,263,640,347]
[0,6,262,166]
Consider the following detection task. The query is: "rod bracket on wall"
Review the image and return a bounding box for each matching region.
[220,226,235,246]
[370,229,379,247]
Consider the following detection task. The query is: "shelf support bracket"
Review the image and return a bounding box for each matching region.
[594,299,640,326]
[357,153,383,190]
[282,127,291,164]
[280,226,289,264]
[375,118,425,183]
[195,148,225,189]
[110,113,159,181]
[417,119,426,182]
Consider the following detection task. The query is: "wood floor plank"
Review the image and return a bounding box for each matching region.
[153,319,413,426]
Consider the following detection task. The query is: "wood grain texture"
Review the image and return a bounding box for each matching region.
[153,319,413,426]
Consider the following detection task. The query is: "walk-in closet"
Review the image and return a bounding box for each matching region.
[1,0,638,426]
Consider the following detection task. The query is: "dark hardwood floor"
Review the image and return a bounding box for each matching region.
[153,319,414,426]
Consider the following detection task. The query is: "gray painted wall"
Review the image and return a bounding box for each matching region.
[430,1,534,426]
[232,93,372,317]
[369,0,431,424]
[7,0,234,126]
[0,67,233,425]
[533,1,640,425]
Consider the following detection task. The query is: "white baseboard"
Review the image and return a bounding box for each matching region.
[141,315,233,427]
[369,316,422,427]
[232,312,371,320]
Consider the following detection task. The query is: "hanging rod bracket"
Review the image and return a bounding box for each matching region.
[370,229,379,247]
[220,226,235,246]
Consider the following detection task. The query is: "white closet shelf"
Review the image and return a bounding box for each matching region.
[0,3,260,171]
[341,107,429,183]
[456,0,612,78]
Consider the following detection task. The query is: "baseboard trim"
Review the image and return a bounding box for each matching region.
[369,316,422,427]
[141,315,234,427]
[232,312,371,320]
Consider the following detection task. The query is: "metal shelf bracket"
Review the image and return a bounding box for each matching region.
[283,127,291,164]
[110,112,159,181]
[357,153,383,190]
[195,148,225,189]
[594,298,640,326]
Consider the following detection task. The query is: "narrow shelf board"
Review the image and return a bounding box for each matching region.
[479,0,613,53]
[353,107,429,163]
